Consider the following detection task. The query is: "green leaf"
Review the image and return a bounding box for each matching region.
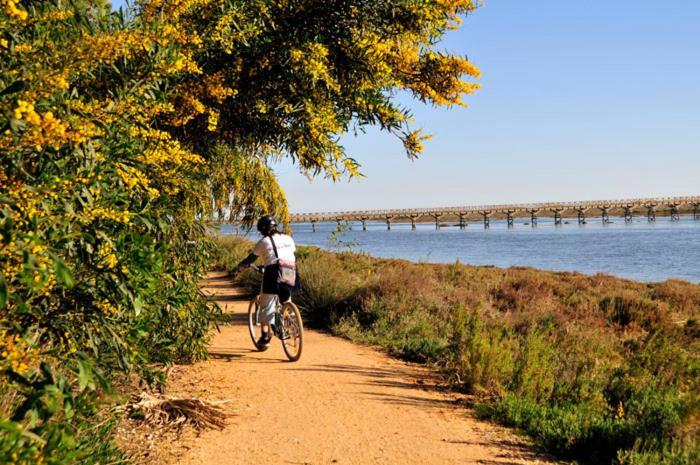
[0,80,26,98]
[64,396,74,420]
[0,420,46,445]
[61,430,76,449]
[53,257,75,288]
[77,359,95,392]
[0,273,7,309]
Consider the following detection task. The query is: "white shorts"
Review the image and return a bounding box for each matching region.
[258,293,278,325]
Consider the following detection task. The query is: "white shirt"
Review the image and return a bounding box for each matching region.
[253,233,296,266]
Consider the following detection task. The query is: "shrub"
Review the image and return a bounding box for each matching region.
[1,4,215,463]
[295,249,358,326]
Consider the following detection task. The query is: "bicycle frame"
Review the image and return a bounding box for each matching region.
[246,264,303,361]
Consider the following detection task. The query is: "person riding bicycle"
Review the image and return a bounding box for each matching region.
[234,215,296,350]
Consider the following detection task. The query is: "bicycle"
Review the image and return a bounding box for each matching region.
[246,265,304,362]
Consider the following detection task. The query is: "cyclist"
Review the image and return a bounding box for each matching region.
[234,215,296,350]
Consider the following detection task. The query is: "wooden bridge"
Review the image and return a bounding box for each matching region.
[289,196,700,231]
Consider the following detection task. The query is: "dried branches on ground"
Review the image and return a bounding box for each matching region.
[122,393,231,431]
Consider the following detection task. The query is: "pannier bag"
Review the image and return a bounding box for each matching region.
[269,236,296,287]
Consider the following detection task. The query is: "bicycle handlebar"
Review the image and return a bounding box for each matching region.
[231,264,264,280]
[249,264,264,275]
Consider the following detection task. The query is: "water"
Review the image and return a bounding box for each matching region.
[219,216,700,283]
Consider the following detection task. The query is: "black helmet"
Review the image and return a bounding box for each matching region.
[256,215,277,235]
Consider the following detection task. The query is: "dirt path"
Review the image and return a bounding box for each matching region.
[155,272,565,465]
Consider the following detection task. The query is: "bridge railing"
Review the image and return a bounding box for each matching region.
[288,196,700,222]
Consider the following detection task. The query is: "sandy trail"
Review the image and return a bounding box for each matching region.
[157,272,565,465]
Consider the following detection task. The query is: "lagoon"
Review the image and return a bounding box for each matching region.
[219,215,700,283]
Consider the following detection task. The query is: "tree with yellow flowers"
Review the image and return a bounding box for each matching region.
[1,1,479,462]
[145,0,480,218]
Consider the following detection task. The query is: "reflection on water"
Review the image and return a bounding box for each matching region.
[218,216,700,283]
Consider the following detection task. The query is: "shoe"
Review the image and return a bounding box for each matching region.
[271,323,289,340]
[256,333,271,351]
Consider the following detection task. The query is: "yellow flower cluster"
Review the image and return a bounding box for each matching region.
[204,72,237,103]
[82,207,132,225]
[3,184,45,228]
[411,53,481,107]
[255,101,268,114]
[1,248,22,287]
[2,0,28,21]
[132,128,205,171]
[305,100,342,141]
[95,299,119,315]
[158,23,203,46]
[170,91,207,126]
[143,0,215,22]
[207,110,220,131]
[37,112,69,147]
[43,9,74,22]
[402,130,433,158]
[166,51,202,75]
[117,164,160,198]
[2,238,57,296]
[76,30,155,72]
[0,330,35,374]
[96,242,118,270]
[290,43,340,92]
[47,73,70,91]
[13,100,41,125]
[211,7,256,54]
[13,43,33,53]
[11,100,71,150]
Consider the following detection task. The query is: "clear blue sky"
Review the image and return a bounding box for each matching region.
[113,1,700,212]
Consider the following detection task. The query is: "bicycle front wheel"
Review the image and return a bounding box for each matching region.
[247,296,262,349]
[280,301,304,362]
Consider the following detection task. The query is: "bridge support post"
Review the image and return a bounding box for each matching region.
[386,216,393,230]
[458,213,466,229]
[361,218,367,231]
[694,204,700,221]
[311,220,316,233]
[410,215,418,230]
[647,205,656,222]
[601,207,610,224]
[670,204,680,221]
[528,209,539,227]
[506,211,515,228]
[432,214,443,230]
[577,208,586,225]
[624,206,633,223]
[552,209,562,226]
[481,211,491,229]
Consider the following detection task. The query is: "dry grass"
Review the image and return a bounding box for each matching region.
[121,393,230,432]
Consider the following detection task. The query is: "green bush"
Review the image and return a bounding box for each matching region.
[1,4,215,463]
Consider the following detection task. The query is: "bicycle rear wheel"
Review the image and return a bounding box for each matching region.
[280,301,304,361]
[247,296,262,349]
